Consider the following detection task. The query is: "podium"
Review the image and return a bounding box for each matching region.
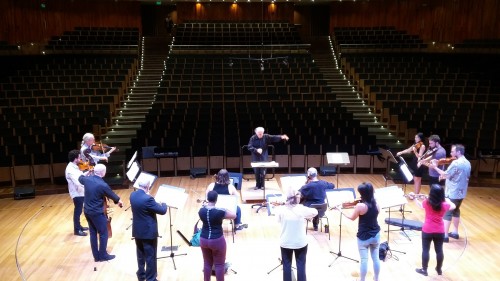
[325,152,350,187]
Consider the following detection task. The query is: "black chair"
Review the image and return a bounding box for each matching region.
[306,202,330,240]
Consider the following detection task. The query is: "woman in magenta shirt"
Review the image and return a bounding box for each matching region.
[415,184,456,276]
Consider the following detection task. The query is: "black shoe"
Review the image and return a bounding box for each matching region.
[235,224,248,231]
[415,268,428,276]
[254,186,259,190]
[81,227,89,231]
[436,267,442,275]
[448,232,459,239]
[74,230,87,236]
[443,237,449,243]
[100,254,115,262]
[313,225,318,231]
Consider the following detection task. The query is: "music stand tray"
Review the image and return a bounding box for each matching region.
[325,152,350,188]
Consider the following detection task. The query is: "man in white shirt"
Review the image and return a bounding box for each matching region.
[65,149,89,236]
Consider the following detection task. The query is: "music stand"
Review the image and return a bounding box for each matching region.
[250,161,279,213]
[387,156,414,240]
[155,184,189,270]
[215,195,238,243]
[326,188,359,266]
[376,186,408,256]
[325,152,350,188]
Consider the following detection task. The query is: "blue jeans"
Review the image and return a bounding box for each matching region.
[235,206,242,225]
[281,245,308,281]
[357,232,381,281]
[73,196,84,232]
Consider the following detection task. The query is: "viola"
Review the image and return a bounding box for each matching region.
[77,159,94,172]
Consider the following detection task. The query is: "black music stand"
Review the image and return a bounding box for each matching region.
[325,152,350,188]
[155,184,189,270]
[250,161,280,213]
[379,148,399,186]
[326,188,359,266]
[388,156,414,240]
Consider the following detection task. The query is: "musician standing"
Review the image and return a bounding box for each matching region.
[275,186,318,281]
[247,127,289,190]
[79,164,123,262]
[428,144,471,242]
[80,132,116,166]
[299,167,334,231]
[420,135,446,185]
[333,182,381,281]
[396,133,426,194]
[130,179,167,281]
[65,149,88,236]
[414,184,456,276]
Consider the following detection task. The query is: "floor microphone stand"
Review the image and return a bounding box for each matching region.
[158,206,186,270]
[329,210,359,266]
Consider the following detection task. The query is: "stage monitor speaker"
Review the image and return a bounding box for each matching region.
[14,186,36,200]
[190,168,207,179]
[320,166,337,176]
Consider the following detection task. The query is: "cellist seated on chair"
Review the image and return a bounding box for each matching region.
[299,167,335,231]
[80,132,117,165]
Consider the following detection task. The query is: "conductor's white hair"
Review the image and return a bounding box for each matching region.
[255,127,265,133]
[138,179,150,189]
[307,167,318,178]
[93,164,106,177]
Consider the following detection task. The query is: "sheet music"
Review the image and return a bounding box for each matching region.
[375,185,408,208]
[280,175,307,192]
[326,152,350,165]
[251,161,279,168]
[133,171,157,189]
[154,184,188,209]
[127,151,138,169]
[399,162,414,182]
[215,194,238,214]
[266,193,285,216]
[126,161,140,181]
[326,188,356,208]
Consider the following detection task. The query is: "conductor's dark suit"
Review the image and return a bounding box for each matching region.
[130,189,167,281]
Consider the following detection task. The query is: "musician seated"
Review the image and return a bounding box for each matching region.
[299,167,335,231]
[206,169,248,231]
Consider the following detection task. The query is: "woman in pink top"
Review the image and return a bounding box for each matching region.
[415,184,456,276]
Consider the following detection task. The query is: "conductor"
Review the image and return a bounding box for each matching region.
[247,127,289,190]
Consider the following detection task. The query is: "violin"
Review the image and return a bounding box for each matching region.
[340,199,362,208]
[405,192,427,200]
[436,157,456,165]
[413,141,424,150]
[91,142,119,153]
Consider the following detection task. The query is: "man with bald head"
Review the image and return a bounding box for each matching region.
[130,179,167,281]
[79,164,123,262]
[247,127,289,190]
[299,167,335,231]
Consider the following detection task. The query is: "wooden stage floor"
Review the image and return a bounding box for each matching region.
[1,174,499,281]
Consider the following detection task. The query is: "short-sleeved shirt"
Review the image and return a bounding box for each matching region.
[422,200,451,233]
[445,157,471,200]
[198,207,226,239]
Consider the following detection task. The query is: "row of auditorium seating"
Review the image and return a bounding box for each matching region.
[174,22,301,45]
[332,27,426,50]
[339,50,500,154]
[45,27,139,51]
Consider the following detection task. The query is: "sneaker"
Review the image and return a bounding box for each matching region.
[448,232,459,239]
[443,237,449,243]
[313,225,318,231]
[415,268,428,276]
[254,186,259,190]
[436,267,442,275]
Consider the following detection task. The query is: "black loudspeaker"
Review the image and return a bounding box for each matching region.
[14,186,36,200]
[190,168,207,179]
[320,166,337,176]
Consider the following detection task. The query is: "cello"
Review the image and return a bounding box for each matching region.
[104,197,113,238]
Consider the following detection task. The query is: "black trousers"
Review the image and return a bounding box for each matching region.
[135,238,158,281]
[421,232,445,271]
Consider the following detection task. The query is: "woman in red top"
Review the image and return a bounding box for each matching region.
[415,184,456,276]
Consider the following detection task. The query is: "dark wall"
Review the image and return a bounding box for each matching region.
[0,0,141,44]
[329,0,500,43]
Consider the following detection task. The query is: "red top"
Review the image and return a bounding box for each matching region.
[422,200,451,233]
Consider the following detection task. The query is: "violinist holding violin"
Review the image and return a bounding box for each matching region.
[420,135,446,186]
[65,149,91,236]
[80,133,117,167]
[299,167,334,231]
[396,133,427,194]
[427,144,470,243]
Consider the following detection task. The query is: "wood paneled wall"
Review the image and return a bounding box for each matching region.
[176,2,294,24]
[0,0,141,44]
[329,0,500,43]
